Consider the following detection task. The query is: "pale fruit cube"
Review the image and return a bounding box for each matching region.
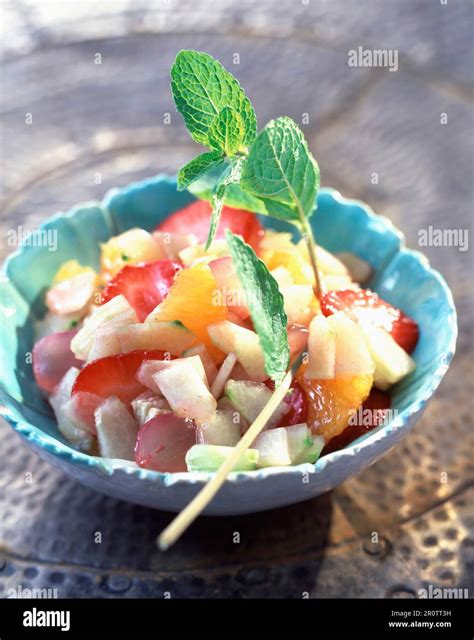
[361,324,416,390]
[280,285,315,326]
[196,410,241,446]
[305,314,336,379]
[95,396,138,460]
[253,428,292,467]
[50,368,94,451]
[100,228,164,279]
[327,312,375,377]
[208,321,267,382]
[153,231,198,259]
[182,344,218,385]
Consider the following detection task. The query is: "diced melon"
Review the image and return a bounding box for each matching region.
[285,423,313,463]
[216,397,248,433]
[336,252,373,284]
[253,428,292,467]
[186,444,259,472]
[305,314,336,379]
[71,295,138,360]
[361,324,416,390]
[137,355,207,394]
[152,360,216,423]
[182,343,218,384]
[208,321,267,382]
[100,228,164,279]
[196,410,241,446]
[211,352,237,399]
[50,368,94,451]
[153,231,198,259]
[131,391,171,425]
[225,379,289,428]
[95,396,138,460]
[280,285,315,326]
[327,312,375,377]
[88,327,121,361]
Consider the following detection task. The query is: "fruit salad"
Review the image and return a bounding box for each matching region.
[32,200,419,473]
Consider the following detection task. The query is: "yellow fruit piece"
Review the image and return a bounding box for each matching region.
[261,249,315,285]
[146,263,228,362]
[297,368,373,443]
[100,228,164,281]
[53,260,96,284]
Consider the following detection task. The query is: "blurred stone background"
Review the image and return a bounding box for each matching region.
[0,0,473,598]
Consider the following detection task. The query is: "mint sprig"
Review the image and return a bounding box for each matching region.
[226,231,289,384]
[170,50,323,296]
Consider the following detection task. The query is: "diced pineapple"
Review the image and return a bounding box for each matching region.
[52,260,96,284]
[100,228,164,280]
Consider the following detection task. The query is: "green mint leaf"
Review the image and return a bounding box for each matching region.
[208,107,245,155]
[206,158,244,249]
[240,116,320,222]
[171,50,257,149]
[177,151,224,191]
[226,230,290,384]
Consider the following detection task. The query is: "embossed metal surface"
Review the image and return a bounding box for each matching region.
[0,0,473,598]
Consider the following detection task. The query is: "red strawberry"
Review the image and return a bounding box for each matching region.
[323,389,391,454]
[155,200,264,251]
[71,350,170,405]
[99,259,182,321]
[320,289,419,354]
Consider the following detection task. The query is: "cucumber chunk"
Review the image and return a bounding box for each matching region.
[185,444,259,472]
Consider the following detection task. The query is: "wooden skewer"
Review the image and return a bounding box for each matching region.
[158,366,295,550]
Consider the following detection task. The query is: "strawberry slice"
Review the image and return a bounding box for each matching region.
[71,350,169,405]
[320,289,419,354]
[155,200,264,251]
[99,259,182,321]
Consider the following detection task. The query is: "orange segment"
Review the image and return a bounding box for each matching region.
[148,263,228,362]
[297,367,373,442]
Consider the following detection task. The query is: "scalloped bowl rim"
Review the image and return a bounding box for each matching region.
[0,181,458,487]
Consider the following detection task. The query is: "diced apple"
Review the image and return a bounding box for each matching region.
[253,428,292,467]
[71,295,138,360]
[280,285,315,326]
[196,410,241,446]
[152,360,216,423]
[95,396,139,460]
[136,355,207,393]
[211,352,237,399]
[208,321,267,382]
[225,379,289,428]
[336,252,373,284]
[361,324,416,390]
[327,312,375,377]
[153,231,198,259]
[182,343,218,384]
[185,444,259,472]
[50,368,94,451]
[305,314,336,379]
[131,391,171,425]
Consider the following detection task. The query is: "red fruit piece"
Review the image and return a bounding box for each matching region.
[265,380,308,428]
[72,350,168,405]
[155,200,264,251]
[99,259,182,321]
[33,330,82,393]
[135,413,196,472]
[320,289,419,354]
[323,389,391,454]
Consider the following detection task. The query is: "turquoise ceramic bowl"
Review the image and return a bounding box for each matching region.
[0,176,457,514]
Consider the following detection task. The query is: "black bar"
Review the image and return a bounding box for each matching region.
[0,598,471,638]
